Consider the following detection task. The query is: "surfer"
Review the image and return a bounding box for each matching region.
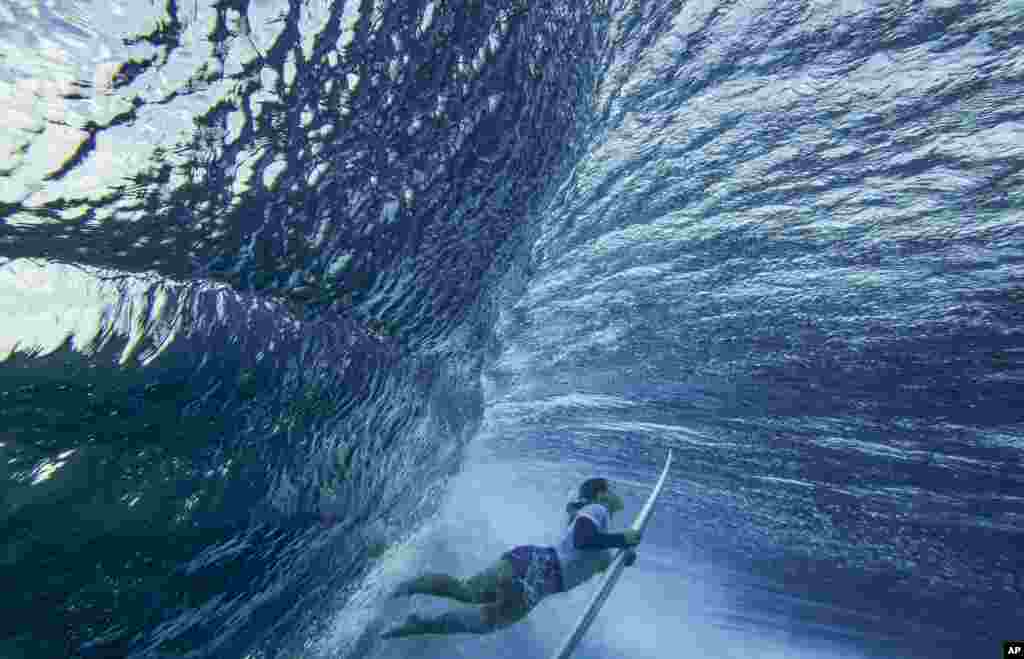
[381,477,642,638]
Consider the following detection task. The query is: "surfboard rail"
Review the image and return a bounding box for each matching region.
[549,449,674,659]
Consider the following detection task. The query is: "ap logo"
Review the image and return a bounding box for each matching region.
[1006,642,1024,658]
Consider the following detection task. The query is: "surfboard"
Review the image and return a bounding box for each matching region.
[549,449,674,659]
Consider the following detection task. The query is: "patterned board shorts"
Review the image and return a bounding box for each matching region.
[500,545,565,609]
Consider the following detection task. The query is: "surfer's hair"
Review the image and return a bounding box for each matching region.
[578,478,609,501]
[565,478,610,525]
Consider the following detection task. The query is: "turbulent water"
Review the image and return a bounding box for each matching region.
[1,0,1021,658]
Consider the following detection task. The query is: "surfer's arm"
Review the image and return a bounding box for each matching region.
[573,516,633,549]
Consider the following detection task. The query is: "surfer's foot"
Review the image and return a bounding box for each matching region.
[389,577,422,599]
[380,613,424,639]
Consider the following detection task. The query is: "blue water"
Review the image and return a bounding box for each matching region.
[1,0,1021,657]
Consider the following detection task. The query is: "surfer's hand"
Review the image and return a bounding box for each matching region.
[623,549,637,567]
[623,529,642,546]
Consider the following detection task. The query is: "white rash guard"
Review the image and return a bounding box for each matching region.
[553,502,614,591]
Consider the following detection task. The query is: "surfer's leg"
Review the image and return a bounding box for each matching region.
[380,563,528,639]
[391,560,506,603]
[379,585,528,639]
[380,608,492,638]
[391,573,467,600]
[480,579,531,631]
[462,560,505,603]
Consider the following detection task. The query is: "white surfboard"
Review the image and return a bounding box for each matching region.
[550,449,674,659]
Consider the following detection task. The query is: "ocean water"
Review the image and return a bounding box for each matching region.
[1,0,1021,658]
